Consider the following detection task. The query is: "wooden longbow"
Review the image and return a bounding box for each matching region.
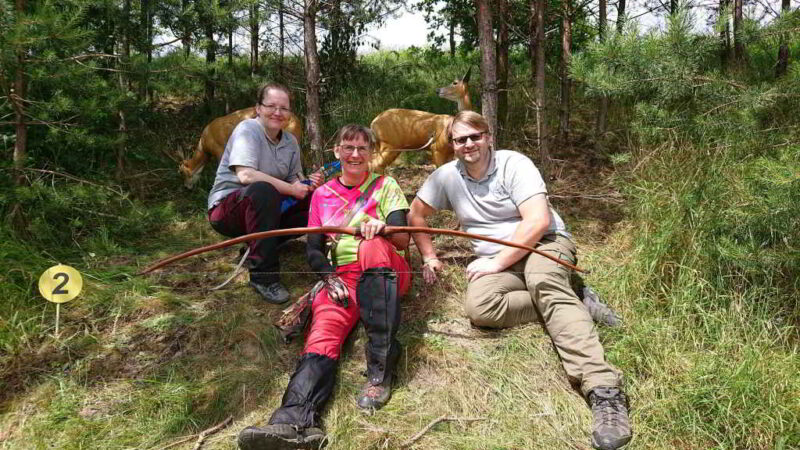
[138,226,588,275]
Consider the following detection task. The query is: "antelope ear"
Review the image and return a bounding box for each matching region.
[462,67,472,83]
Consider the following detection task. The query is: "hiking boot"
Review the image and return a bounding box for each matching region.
[237,424,326,449]
[582,287,622,327]
[250,281,290,305]
[588,386,632,450]
[356,375,393,410]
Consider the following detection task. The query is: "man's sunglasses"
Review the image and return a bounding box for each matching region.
[451,132,485,146]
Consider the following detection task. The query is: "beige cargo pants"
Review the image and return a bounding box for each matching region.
[464,233,621,395]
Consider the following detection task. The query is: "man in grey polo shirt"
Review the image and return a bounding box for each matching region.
[208,82,321,304]
[408,111,632,450]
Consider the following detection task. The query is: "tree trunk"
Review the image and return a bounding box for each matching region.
[204,18,216,109]
[531,0,549,165]
[116,109,128,181]
[449,15,456,58]
[733,0,745,63]
[560,0,572,145]
[776,0,790,77]
[182,0,191,58]
[117,0,131,181]
[616,0,626,33]
[123,0,131,69]
[279,0,285,80]
[596,0,608,140]
[670,0,678,15]
[228,27,233,67]
[140,0,152,100]
[475,0,498,147]
[720,0,733,69]
[12,0,27,186]
[250,2,259,76]
[304,0,323,167]
[497,0,509,137]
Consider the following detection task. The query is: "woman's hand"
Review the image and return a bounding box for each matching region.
[359,218,386,240]
[291,181,313,199]
[307,172,324,189]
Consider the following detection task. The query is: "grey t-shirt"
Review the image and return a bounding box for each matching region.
[416,150,568,257]
[207,118,303,210]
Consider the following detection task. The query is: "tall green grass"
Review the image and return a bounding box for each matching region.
[573,10,800,448]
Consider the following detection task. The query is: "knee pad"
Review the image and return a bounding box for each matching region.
[357,267,400,384]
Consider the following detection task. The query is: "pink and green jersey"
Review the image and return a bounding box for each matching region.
[308,173,409,266]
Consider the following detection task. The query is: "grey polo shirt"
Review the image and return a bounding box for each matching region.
[416,149,569,257]
[207,118,303,210]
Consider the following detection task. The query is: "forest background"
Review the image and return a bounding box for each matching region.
[1,0,798,448]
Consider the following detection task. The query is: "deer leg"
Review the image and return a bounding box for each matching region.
[431,144,453,167]
[370,145,401,173]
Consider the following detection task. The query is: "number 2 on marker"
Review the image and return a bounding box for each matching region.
[53,272,69,295]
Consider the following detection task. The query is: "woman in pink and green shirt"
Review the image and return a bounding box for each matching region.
[238,124,411,449]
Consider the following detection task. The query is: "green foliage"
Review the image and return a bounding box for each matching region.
[2,2,799,448]
[2,177,173,255]
[572,10,800,300]
[321,48,477,143]
[572,10,800,448]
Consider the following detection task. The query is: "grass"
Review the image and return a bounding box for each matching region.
[2,44,799,449]
[3,145,797,449]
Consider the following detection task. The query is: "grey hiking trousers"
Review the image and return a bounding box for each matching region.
[464,233,622,395]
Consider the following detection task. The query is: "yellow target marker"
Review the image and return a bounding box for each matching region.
[38,264,83,336]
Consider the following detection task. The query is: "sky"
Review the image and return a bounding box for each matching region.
[356,2,741,54]
[360,7,432,52]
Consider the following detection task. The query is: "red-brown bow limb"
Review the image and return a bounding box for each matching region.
[138,226,588,275]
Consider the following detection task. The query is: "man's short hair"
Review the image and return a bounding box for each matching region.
[337,124,376,149]
[256,82,291,104]
[447,110,490,142]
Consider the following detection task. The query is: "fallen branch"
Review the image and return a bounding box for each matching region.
[193,415,233,450]
[154,415,233,450]
[156,435,195,450]
[401,415,485,448]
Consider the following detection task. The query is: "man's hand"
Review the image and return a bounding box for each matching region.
[291,180,314,199]
[422,258,443,284]
[359,218,385,240]
[323,274,349,307]
[308,171,324,189]
[465,257,503,282]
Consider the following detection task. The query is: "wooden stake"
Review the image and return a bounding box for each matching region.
[55,303,60,337]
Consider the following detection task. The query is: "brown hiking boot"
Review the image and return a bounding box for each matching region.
[589,387,632,450]
[237,424,326,449]
[356,376,393,410]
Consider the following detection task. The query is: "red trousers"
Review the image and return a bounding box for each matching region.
[303,237,411,359]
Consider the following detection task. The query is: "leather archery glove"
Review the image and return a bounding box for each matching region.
[323,274,349,308]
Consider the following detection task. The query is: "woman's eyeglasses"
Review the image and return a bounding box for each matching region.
[259,103,291,114]
[339,145,371,155]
